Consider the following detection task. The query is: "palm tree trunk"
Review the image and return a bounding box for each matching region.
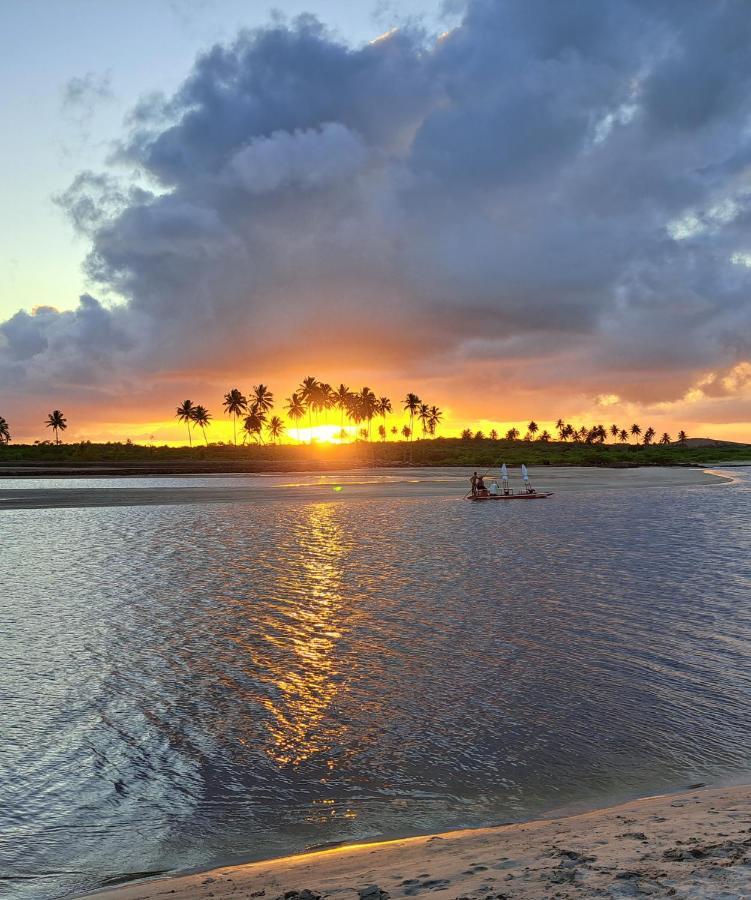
[201,425,208,447]
[187,423,192,447]
[233,414,237,446]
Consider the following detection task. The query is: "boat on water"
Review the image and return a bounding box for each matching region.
[466,463,553,501]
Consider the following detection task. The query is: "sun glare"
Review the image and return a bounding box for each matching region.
[293,424,357,444]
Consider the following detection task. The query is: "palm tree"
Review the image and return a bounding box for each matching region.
[474,430,485,440]
[191,405,212,446]
[377,396,392,436]
[505,427,519,441]
[610,423,619,442]
[298,376,319,430]
[643,426,656,446]
[677,430,688,445]
[402,425,412,440]
[461,428,472,440]
[175,400,196,447]
[563,423,575,441]
[0,416,10,444]
[489,428,499,440]
[378,424,386,441]
[428,405,442,437]
[223,388,247,446]
[390,425,398,438]
[630,423,642,444]
[266,415,285,444]
[358,387,378,440]
[527,420,539,440]
[251,384,274,416]
[285,393,306,441]
[418,402,431,437]
[660,432,671,445]
[403,393,421,442]
[243,410,266,444]
[334,383,352,428]
[556,418,565,440]
[538,430,551,442]
[46,410,67,445]
[619,428,629,443]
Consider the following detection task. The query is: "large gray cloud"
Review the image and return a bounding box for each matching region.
[4,0,751,410]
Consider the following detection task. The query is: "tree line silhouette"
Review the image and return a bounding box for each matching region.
[174,379,444,446]
[460,419,688,446]
[0,405,690,449]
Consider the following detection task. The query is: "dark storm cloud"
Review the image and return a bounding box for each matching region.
[5,0,751,409]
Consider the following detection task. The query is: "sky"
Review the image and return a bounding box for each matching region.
[2,0,751,444]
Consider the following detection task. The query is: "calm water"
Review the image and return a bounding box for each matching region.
[2,467,751,899]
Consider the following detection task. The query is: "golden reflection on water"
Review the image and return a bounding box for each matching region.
[258,503,352,767]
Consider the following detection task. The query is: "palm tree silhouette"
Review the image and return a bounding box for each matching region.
[428,405,442,437]
[506,427,520,441]
[223,388,247,446]
[556,418,565,440]
[266,416,285,444]
[528,421,539,440]
[0,416,10,444]
[461,428,472,440]
[660,432,671,445]
[403,393,421,443]
[630,423,642,444]
[619,428,629,443]
[643,426,656,446]
[358,387,378,440]
[299,376,319,430]
[489,428,499,440]
[251,384,274,416]
[418,402,430,437]
[285,393,305,442]
[610,424,619,442]
[191,405,212,446]
[243,410,266,444]
[677,430,688,445]
[334,383,352,428]
[377,396,392,436]
[401,425,412,440]
[46,410,67,445]
[378,423,386,441]
[175,400,196,447]
[390,425,398,437]
[539,430,551,442]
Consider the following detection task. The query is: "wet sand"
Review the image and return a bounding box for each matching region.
[0,466,731,510]
[85,784,751,899]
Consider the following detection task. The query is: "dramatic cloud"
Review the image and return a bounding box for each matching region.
[5,0,751,433]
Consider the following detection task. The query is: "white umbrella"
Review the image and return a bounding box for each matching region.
[501,463,509,481]
[521,463,529,482]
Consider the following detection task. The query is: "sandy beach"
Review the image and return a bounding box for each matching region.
[84,784,751,899]
[0,466,731,510]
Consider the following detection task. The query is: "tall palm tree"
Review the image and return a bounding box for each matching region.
[251,384,274,416]
[403,393,421,442]
[564,423,575,441]
[299,376,319,430]
[191,405,212,446]
[489,428,499,440]
[175,400,196,447]
[677,429,688,445]
[528,420,539,439]
[610,423,619,442]
[506,427,520,441]
[377,396,392,436]
[418,402,430,437]
[0,416,10,444]
[243,410,266,444]
[46,410,67,445]
[660,432,671,445]
[428,405,442,437]
[630,423,642,444]
[643,426,656,446]
[358,387,378,440]
[285,393,306,442]
[619,428,629,443]
[556,418,565,440]
[266,415,285,444]
[223,388,247,446]
[334,383,353,428]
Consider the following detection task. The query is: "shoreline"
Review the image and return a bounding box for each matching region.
[83,783,751,899]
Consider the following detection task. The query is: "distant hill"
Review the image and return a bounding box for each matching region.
[680,437,750,448]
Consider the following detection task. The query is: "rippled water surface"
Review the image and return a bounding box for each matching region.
[3,467,751,899]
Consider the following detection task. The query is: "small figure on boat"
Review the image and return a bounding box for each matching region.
[476,474,488,496]
[470,471,478,496]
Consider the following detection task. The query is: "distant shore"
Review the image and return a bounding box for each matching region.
[1,435,750,479]
[83,783,751,900]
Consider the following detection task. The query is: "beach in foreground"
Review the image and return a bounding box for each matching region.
[87,784,751,899]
